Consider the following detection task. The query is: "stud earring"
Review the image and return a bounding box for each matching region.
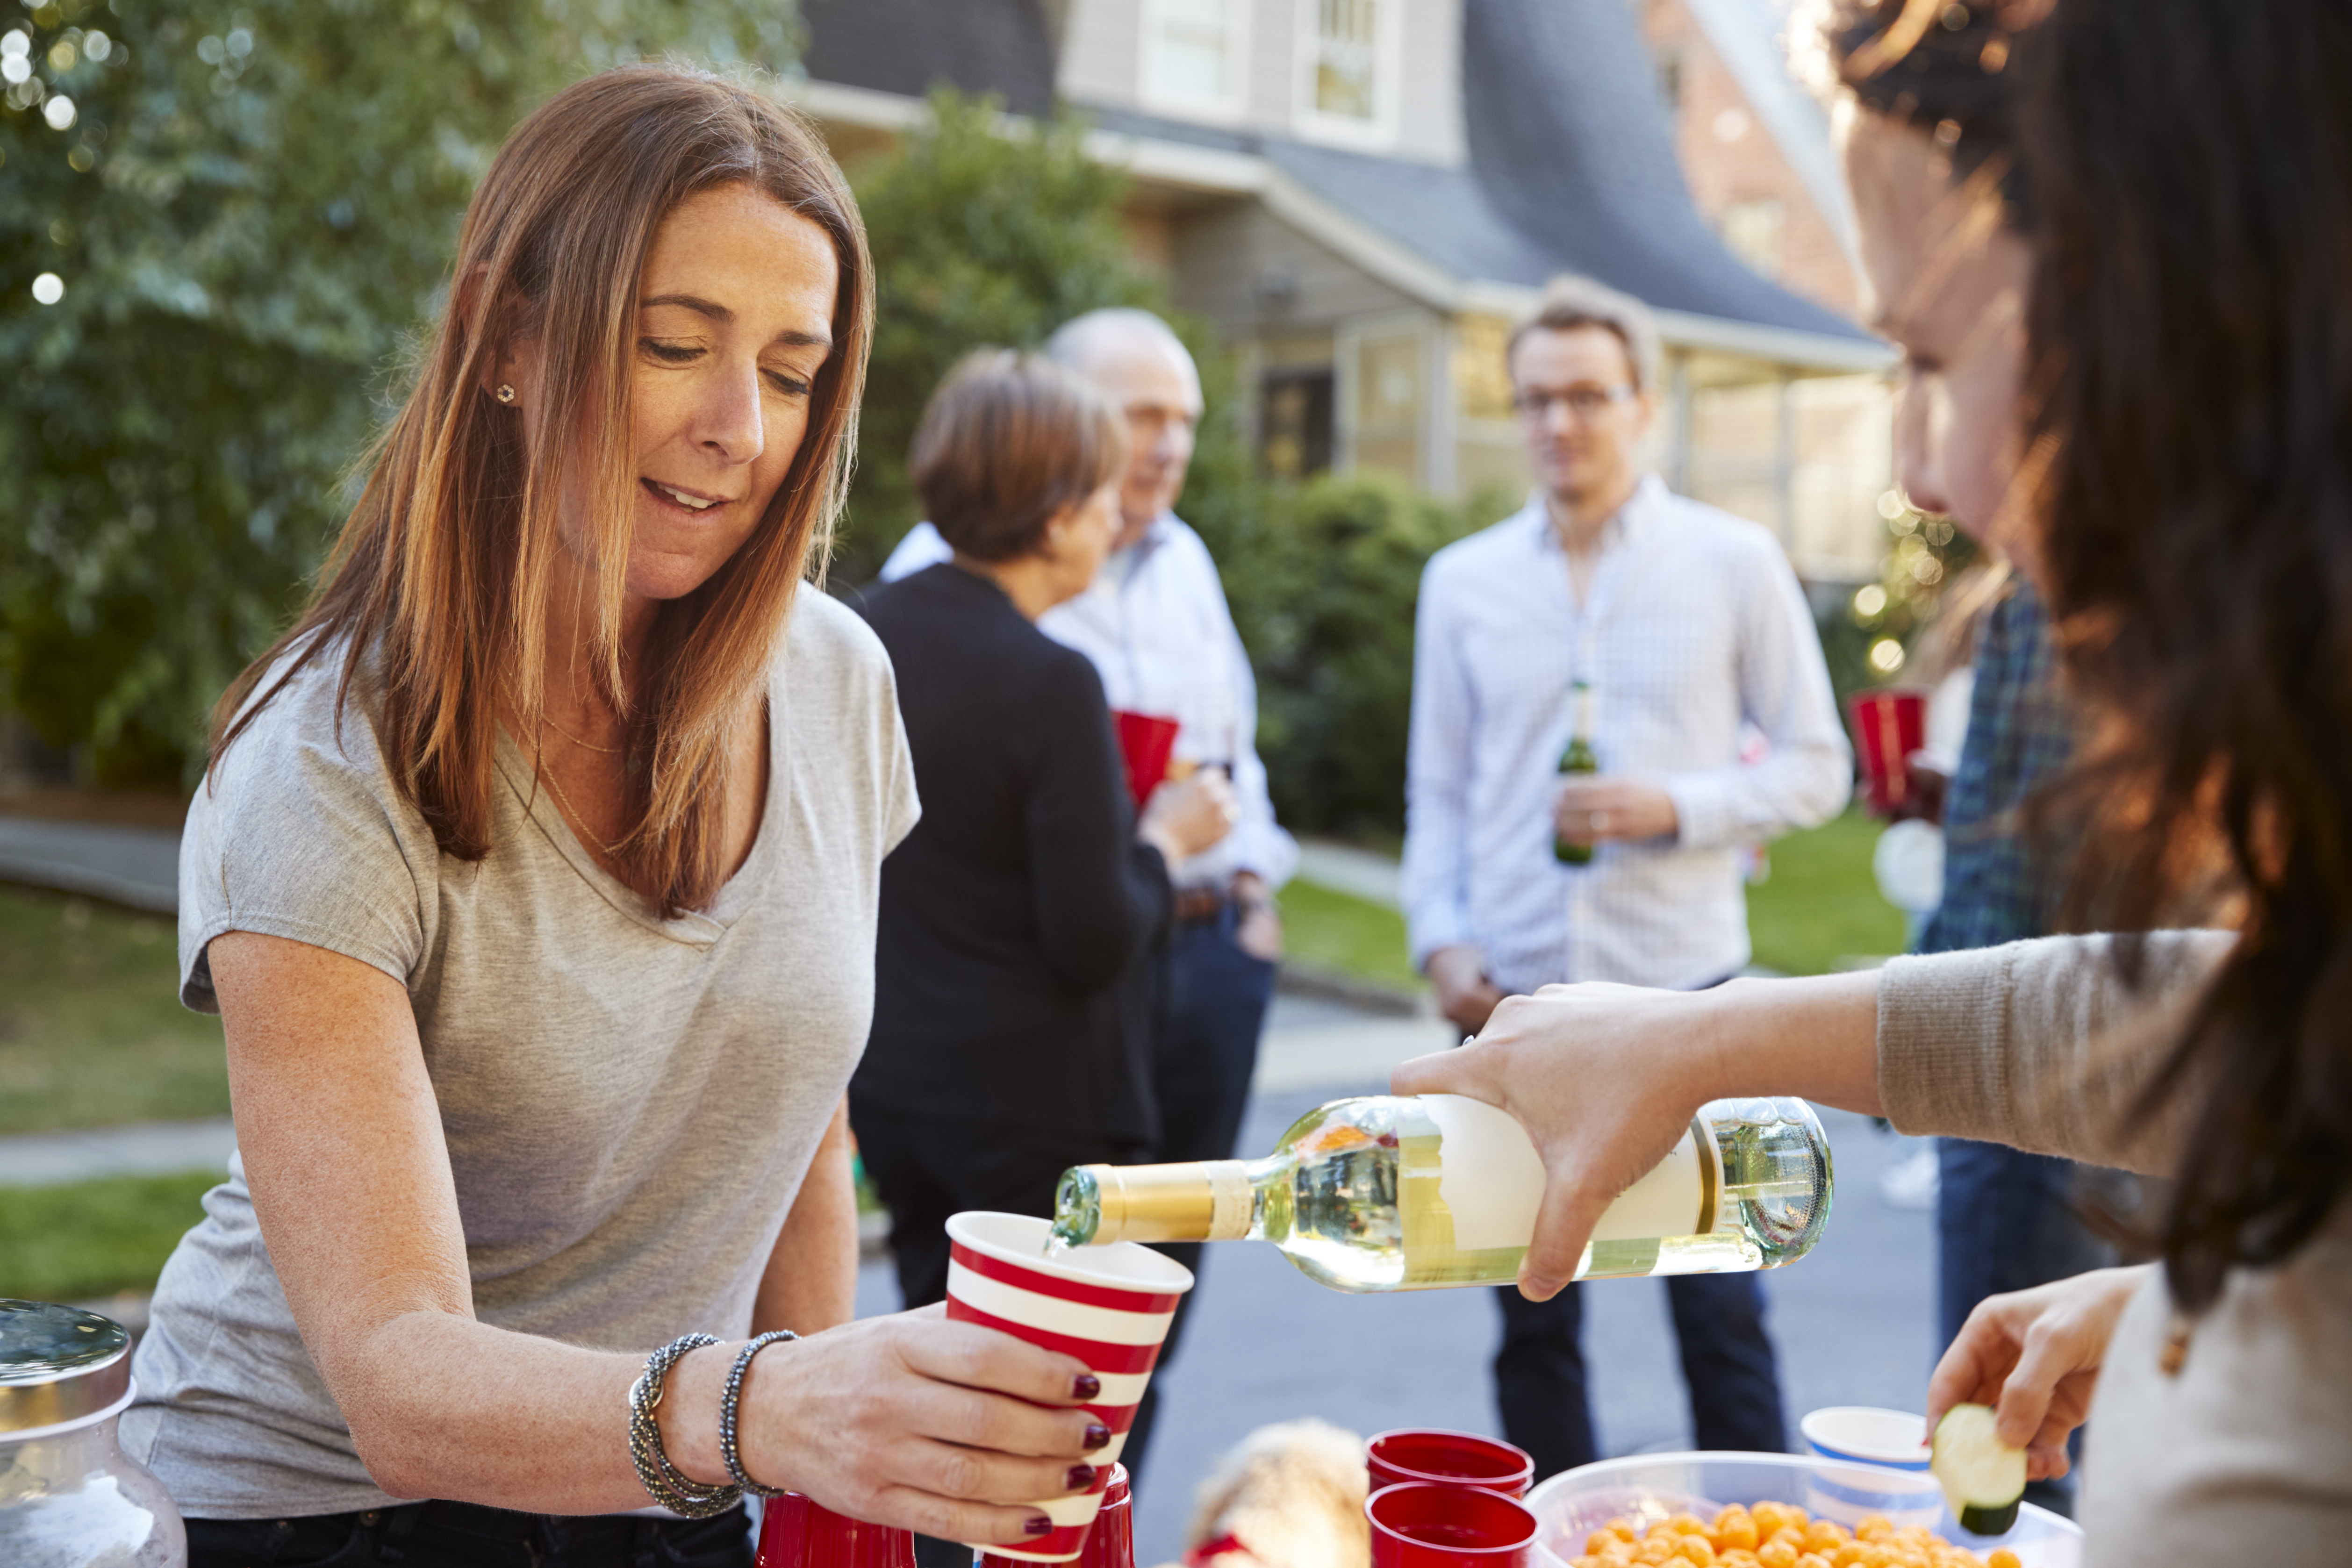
[495,383,517,405]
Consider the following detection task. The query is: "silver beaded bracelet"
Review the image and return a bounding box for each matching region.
[719,1330,799,1497]
[627,1333,744,1518]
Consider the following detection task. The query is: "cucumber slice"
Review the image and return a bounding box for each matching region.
[1932,1403,2026,1536]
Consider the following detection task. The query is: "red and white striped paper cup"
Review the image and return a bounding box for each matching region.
[943,1212,1195,1563]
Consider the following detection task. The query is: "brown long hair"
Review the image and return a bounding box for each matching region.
[1823,0,2352,1309]
[2013,0,2352,1308]
[911,350,1128,562]
[211,66,873,917]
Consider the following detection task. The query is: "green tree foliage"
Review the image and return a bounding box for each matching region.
[0,0,795,786]
[1222,476,1511,840]
[835,89,1163,585]
[1818,491,1980,707]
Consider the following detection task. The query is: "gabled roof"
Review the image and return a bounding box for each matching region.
[1458,0,1862,340]
[796,0,1879,357]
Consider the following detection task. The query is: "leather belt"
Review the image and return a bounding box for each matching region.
[1171,885,1229,924]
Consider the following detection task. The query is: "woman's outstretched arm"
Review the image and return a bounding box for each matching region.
[214,931,1102,1537]
[1391,971,1884,1301]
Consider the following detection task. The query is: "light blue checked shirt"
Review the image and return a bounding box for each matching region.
[1402,477,1851,993]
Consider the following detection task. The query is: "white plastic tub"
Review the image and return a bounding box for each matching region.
[1525,1452,2081,1568]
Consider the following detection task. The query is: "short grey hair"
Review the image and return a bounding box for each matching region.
[1507,275,1662,394]
[1044,307,1198,380]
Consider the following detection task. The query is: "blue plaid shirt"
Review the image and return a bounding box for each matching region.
[1915,580,2077,953]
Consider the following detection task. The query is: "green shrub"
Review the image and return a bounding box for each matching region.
[835,91,1164,586]
[1199,473,1513,839]
[0,0,798,786]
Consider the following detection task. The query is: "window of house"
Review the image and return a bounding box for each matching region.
[1142,0,1250,119]
[1721,198,1786,278]
[1352,328,1423,481]
[1259,369,1335,480]
[1296,0,1398,145]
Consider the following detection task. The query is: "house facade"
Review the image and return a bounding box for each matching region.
[794,0,1895,581]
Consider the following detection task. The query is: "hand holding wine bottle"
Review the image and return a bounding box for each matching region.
[1391,971,1883,1300]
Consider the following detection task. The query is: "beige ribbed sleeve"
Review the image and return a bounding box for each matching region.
[1874,930,2235,1175]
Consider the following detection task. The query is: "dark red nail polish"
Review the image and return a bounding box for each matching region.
[1072,1374,1101,1400]
[1066,1464,1097,1491]
[1083,1423,1111,1451]
[1025,1517,1055,1537]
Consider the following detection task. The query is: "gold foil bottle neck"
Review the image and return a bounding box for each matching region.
[1081,1160,1252,1243]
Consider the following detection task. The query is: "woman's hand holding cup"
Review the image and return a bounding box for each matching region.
[732,1304,1109,1544]
[1139,770,1238,863]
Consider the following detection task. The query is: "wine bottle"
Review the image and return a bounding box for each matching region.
[1554,680,1599,866]
[1051,1095,1831,1292]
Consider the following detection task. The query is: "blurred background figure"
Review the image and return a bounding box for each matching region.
[849,351,1235,1568]
[1401,274,1851,1480]
[884,308,1298,1468]
[1163,1419,1368,1568]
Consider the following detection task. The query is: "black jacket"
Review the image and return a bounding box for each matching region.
[850,563,1171,1142]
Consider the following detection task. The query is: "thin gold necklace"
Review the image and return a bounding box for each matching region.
[541,714,624,754]
[537,761,620,855]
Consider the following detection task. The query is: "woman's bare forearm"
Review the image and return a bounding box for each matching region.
[757,1099,860,1335]
[1696,970,1886,1116]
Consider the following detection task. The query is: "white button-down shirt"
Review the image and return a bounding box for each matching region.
[1401,476,1850,993]
[881,515,1298,891]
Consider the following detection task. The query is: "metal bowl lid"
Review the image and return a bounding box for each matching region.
[0,1300,132,1435]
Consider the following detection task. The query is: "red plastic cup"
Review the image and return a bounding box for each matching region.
[1111,710,1180,810]
[1366,1429,1535,1499]
[1367,1481,1537,1568]
[1847,688,1928,815]
[755,1492,916,1568]
[983,1464,1132,1568]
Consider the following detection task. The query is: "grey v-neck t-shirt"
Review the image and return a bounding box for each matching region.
[124,594,918,1518]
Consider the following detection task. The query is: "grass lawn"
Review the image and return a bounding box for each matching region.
[1278,808,1903,991]
[1747,809,1907,976]
[1276,877,1420,993]
[0,1171,217,1300]
[0,885,228,1134]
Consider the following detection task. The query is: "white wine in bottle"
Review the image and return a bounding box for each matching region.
[1051,1095,1831,1292]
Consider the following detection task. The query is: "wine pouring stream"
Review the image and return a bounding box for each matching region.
[1046,1095,1832,1290]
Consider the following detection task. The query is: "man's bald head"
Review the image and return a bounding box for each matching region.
[1047,309,1204,540]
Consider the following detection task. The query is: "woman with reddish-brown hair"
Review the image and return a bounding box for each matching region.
[136,67,1110,1567]
[1403,0,2352,1557]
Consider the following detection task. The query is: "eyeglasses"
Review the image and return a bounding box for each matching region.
[1512,384,1636,422]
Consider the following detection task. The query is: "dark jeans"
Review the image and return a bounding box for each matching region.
[1937,1138,2116,1516]
[1124,902,1278,1488]
[1493,1271,1788,1483]
[851,1108,1147,1568]
[186,1501,751,1568]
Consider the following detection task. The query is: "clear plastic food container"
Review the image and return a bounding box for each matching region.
[0,1299,185,1567]
[1525,1452,2081,1568]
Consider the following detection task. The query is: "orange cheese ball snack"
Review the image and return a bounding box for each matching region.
[1587,1507,1997,1568]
